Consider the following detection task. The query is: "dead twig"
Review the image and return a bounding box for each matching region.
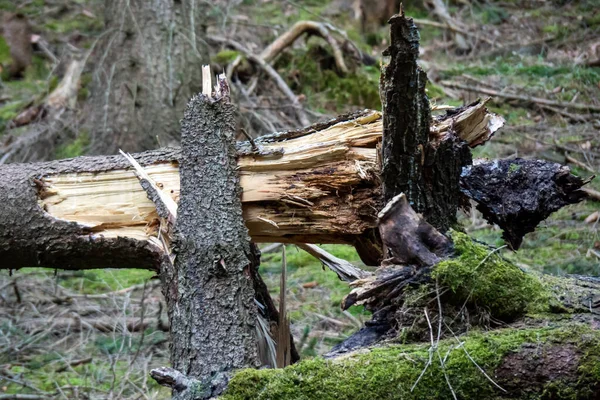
[444,322,507,393]
[210,36,310,127]
[441,81,600,113]
[259,20,349,74]
[581,187,600,202]
[55,357,93,373]
[276,246,291,368]
[565,154,596,173]
[296,243,371,282]
[411,308,435,392]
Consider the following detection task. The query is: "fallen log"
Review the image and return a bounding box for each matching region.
[0,101,503,271]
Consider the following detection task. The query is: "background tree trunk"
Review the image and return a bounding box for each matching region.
[86,0,209,154]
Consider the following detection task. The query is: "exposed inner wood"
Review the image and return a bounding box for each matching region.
[40,112,382,245]
[39,104,501,246]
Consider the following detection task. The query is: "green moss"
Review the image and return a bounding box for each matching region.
[0,36,12,65]
[426,81,446,100]
[432,231,550,320]
[213,50,241,65]
[54,132,90,159]
[274,44,381,113]
[222,325,600,400]
[44,15,103,35]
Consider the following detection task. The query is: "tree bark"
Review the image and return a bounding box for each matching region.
[166,83,260,390]
[86,0,209,155]
[380,11,471,232]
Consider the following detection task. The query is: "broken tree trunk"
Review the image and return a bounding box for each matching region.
[215,12,599,398]
[0,101,509,271]
[150,77,261,399]
[380,11,471,232]
[328,9,590,355]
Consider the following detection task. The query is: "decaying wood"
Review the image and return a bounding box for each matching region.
[378,194,452,267]
[441,80,600,114]
[460,158,589,249]
[0,101,503,271]
[1,53,87,163]
[329,12,591,358]
[259,21,349,74]
[341,194,450,314]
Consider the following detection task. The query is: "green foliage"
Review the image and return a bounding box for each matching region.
[213,50,240,65]
[54,131,90,159]
[426,81,445,101]
[432,231,550,320]
[479,5,509,25]
[44,15,103,35]
[223,325,600,400]
[54,268,155,293]
[0,36,12,65]
[275,45,381,113]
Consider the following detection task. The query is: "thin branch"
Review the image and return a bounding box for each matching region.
[441,81,600,113]
[209,36,310,126]
[411,308,435,392]
[445,322,507,393]
[296,243,371,282]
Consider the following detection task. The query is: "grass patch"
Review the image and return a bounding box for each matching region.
[260,244,371,355]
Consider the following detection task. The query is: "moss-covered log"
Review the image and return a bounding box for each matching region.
[220,231,600,399]
[221,324,600,400]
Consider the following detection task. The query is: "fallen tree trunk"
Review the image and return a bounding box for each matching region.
[0,102,505,271]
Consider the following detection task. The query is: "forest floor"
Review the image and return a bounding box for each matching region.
[0,0,598,398]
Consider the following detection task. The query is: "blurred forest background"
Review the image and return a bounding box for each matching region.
[0,0,598,398]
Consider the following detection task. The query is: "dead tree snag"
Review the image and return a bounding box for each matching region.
[166,76,260,392]
[380,10,471,232]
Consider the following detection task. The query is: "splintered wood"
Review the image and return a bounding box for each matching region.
[38,101,502,246]
[40,112,382,245]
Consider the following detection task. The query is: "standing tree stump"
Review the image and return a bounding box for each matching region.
[152,76,260,399]
[380,10,471,231]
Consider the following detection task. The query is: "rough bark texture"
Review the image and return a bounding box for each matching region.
[0,150,178,271]
[380,13,430,208]
[460,158,589,249]
[168,92,260,388]
[380,12,471,232]
[86,0,209,154]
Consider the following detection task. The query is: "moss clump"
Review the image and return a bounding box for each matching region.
[274,44,381,113]
[432,231,550,320]
[54,132,90,159]
[222,325,600,400]
[213,49,240,65]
